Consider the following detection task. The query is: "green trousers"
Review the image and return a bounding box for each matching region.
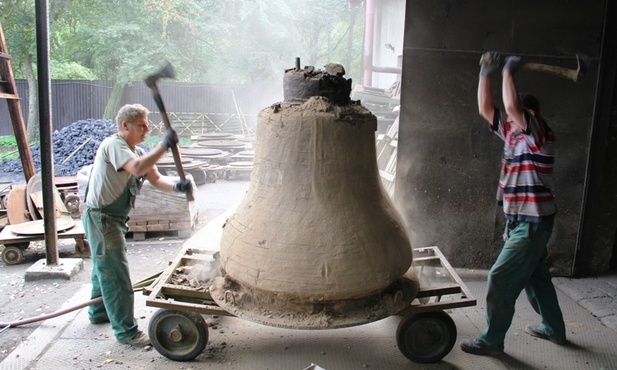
[83,207,137,342]
[477,217,566,350]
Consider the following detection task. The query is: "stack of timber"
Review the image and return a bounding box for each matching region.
[127,181,198,240]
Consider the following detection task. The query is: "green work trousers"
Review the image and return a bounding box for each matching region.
[83,193,137,342]
[477,217,566,350]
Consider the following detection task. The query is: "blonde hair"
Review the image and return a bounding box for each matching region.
[115,104,149,128]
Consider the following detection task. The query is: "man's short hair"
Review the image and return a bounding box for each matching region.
[115,104,149,128]
[519,93,540,114]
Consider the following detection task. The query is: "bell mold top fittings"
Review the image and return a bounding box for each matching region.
[283,62,352,105]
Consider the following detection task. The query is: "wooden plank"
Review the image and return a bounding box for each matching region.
[6,185,29,225]
[146,298,231,316]
[415,284,462,298]
[170,222,192,230]
[128,213,192,222]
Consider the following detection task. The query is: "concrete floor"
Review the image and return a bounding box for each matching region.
[1,178,616,370]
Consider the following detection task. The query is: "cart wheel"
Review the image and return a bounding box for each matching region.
[148,309,208,361]
[64,194,80,214]
[2,243,28,265]
[75,239,90,257]
[396,310,457,364]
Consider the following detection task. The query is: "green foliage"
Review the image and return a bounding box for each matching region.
[0,136,19,160]
[204,0,363,84]
[2,0,366,86]
[141,135,190,150]
[142,134,161,149]
[0,136,17,148]
[50,60,97,80]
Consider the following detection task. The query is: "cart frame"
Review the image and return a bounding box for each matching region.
[143,245,476,363]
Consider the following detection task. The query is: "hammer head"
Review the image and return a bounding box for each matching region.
[144,61,176,88]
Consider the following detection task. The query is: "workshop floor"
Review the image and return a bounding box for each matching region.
[2,268,616,370]
[2,213,617,370]
[1,177,616,370]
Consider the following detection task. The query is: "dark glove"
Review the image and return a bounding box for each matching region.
[161,128,178,150]
[502,55,522,75]
[173,178,193,194]
[479,52,501,77]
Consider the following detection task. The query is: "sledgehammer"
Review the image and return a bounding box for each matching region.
[479,53,588,84]
[145,61,194,201]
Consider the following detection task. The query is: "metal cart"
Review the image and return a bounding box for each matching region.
[143,245,476,364]
[0,220,89,265]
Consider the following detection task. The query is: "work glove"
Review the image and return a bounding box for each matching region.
[479,52,501,77]
[173,175,193,194]
[502,55,522,76]
[161,128,179,150]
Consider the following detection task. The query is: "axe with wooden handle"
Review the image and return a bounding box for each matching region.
[522,54,588,84]
[144,61,194,202]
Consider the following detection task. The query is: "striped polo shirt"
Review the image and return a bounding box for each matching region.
[491,108,556,223]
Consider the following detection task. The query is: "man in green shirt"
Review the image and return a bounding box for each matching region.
[83,103,192,346]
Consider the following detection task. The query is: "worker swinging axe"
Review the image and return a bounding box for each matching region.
[480,53,589,84]
[145,61,194,201]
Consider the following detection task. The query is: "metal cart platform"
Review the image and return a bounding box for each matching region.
[143,245,476,364]
[0,220,89,265]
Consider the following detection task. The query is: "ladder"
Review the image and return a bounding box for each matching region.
[0,22,36,182]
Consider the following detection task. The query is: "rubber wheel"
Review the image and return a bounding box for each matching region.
[2,244,28,265]
[396,310,457,363]
[148,309,208,361]
[64,194,81,214]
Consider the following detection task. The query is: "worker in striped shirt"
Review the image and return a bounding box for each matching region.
[461,52,567,356]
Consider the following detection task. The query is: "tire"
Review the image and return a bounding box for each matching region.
[148,309,208,361]
[64,194,81,214]
[2,244,28,265]
[396,310,457,363]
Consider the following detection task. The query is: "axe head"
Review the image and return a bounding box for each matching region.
[144,61,176,89]
[574,54,590,84]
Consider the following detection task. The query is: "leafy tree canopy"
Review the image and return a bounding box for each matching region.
[1,0,364,83]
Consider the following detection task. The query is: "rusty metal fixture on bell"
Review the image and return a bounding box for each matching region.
[209,60,416,329]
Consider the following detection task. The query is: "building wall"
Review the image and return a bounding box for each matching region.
[395,0,616,276]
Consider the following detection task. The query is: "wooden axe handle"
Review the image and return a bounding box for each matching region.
[151,88,195,202]
[521,55,586,83]
[522,63,578,82]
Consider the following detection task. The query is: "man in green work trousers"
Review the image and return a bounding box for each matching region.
[460,53,567,355]
[83,103,193,346]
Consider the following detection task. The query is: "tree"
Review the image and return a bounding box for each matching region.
[1,0,79,139]
[203,0,363,84]
[2,0,365,122]
[58,0,219,118]
[1,0,39,140]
